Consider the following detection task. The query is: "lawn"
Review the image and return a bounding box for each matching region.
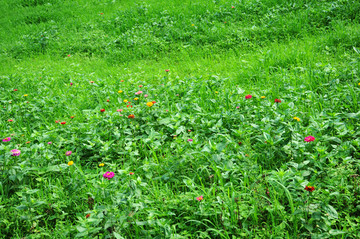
[1,0,360,238]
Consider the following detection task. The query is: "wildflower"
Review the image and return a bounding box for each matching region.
[90,81,94,84]
[47,142,52,144]
[124,99,128,103]
[304,136,315,142]
[215,91,219,94]
[245,154,249,157]
[236,106,240,109]
[358,82,360,86]
[129,172,134,175]
[165,69,170,72]
[274,99,281,103]
[261,96,266,99]
[144,94,148,98]
[100,109,105,112]
[152,101,156,104]
[100,12,103,15]
[120,80,124,82]
[24,94,28,97]
[70,116,75,119]
[138,91,143,94]
[55,120,59,123]
[106,99,109,102]
[188,139,193,142]
[118,90,123,93]
[61,121,66,125]
[70,83,73,86]
[188,129,191,132]
[146,102,154,107]
[196,196,204,201]
[2,137,11,142]
[99,163,104,167]
[231,6,235,8]
[67,54,71,57]
[192,24,195,26]
[134,97,139,101]
[65,151,72,156]
[14,89,18,91]
[238,142,242,145]
[128,114,135,119]
[103,171,115,180]
[293,117,300,122]
[11,149,21,156]
[304,186,315,192]
[8,119,13,122]
[117,109,123,112]
[139,85,143,88]
[68,161,74,166]
[245,95,252,99]
[86,214,90,218]
[26,141,30,144]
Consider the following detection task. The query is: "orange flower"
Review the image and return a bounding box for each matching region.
[128,114,135,119]
[86,214,90,218]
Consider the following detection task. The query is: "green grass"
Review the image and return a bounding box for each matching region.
[1,0,360,238]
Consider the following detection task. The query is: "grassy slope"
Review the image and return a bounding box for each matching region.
[0,0,360,238]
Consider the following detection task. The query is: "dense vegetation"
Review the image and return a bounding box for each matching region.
[0,0,360,238]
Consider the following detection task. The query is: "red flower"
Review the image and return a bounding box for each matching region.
[70,116,75,119]
[55,120,59,123]
[61,121,66,125]
[86,214,90,218]
[100,13,104,15]
[100,109,105,112]
[245,95,252,99]
[106,99,109,102]
[304,186,315,192]
[152,101,156,104]
[14,89,18,91]
[8,119,13,122]
[165,69,170,72]
[67,54,71,57]
[274,99,281,103]
[238,142,242,145]
[128,114,135,119]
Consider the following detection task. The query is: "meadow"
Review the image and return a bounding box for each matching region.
[0,0,360,238]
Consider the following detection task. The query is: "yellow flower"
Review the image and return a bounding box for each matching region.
[191,24,195,26]
[99,163,104,167]
[118,90,123,93]
[24,94,28,97]
[124,99,128,103]
[146,102,154,107]
[68,161,74,166]
[358,83,360,86]
[261,96,266,99]
[293,117,300,122]
[134,97,139,101]
[215,91,219,94]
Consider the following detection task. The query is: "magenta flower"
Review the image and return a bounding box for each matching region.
[188,139,193,142]
[117,109,123,112]
[2,137,11,142]
[47,142,52,144]
[245,95,252,99]
[304,136,315,142]
[236,106,240,109]
[70,83,73,86]
[11,149,21,156]
[65,151,72,156]
[103,171,115,180]
[196,195,204,201]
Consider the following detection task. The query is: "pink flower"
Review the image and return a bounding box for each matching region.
[245,95,252,99]
[103,171,115,180]
[129,172,134,175]
[65,151,72,156]
[196,195,204,201]
[304,136,315,142]
[47,142,52,144]
[11,149,21,156]
[67,54,71,57]
[135,92,139,95]
[188,139,193,142]
[144,94,148,98]
[138,91,143,94]
[2,137,11,142]
[70,83,73,86]
[231,6,235,8]
[236,106,240,109]
[117,109,123,112]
